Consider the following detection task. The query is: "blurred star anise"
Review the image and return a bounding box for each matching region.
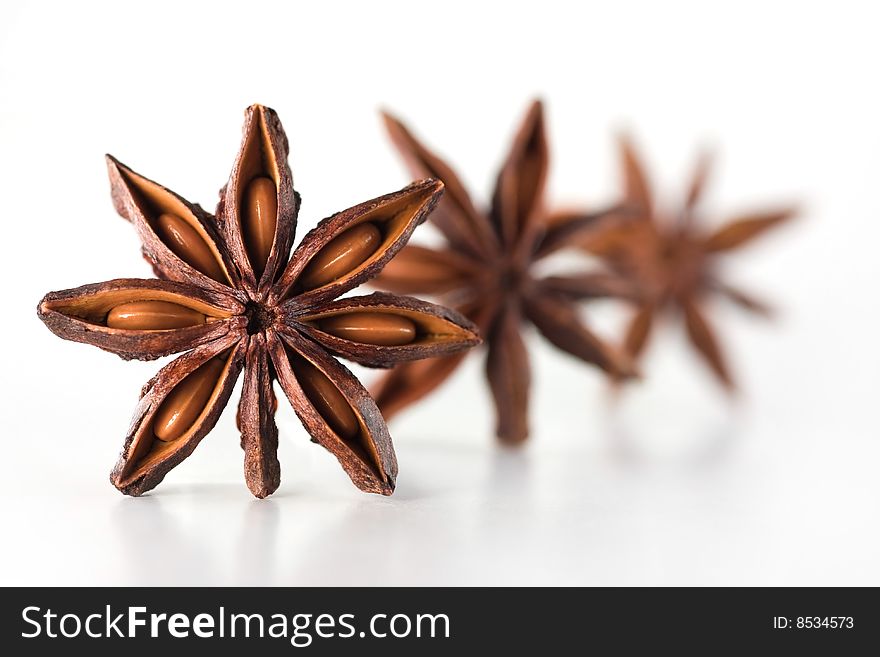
[38,104,480,498]
[555,136,795,390]
[372,101,635,444]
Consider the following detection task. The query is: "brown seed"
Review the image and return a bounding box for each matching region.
[242,176,278,276]
[153,357,226,442]
[299,222,382,290]
[156,213,227,283]
[106,300,206,330]
[297,359,359,440]
[317,312,417,346]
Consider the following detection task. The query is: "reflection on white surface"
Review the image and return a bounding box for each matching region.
[3,410,877,586]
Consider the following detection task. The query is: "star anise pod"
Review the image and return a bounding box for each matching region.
[554,135,795,389]
[371,101,636,444]
[37,104,480,498]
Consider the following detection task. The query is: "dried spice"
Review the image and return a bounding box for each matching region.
[372,101,636,444]
[37,104,480,498]
[553,136,795,389]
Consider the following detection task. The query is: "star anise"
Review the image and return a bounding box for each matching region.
[554,135,796,389]
[371,101,636,444]
[37,104,480,498]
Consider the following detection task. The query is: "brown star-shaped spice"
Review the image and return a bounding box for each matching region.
[371,101,636,444]
[37,104,480,498]
[555,135,796,390]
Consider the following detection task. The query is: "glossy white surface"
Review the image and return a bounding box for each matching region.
[1,0,878,585]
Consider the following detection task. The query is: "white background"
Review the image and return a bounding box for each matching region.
[1,0,878,585]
